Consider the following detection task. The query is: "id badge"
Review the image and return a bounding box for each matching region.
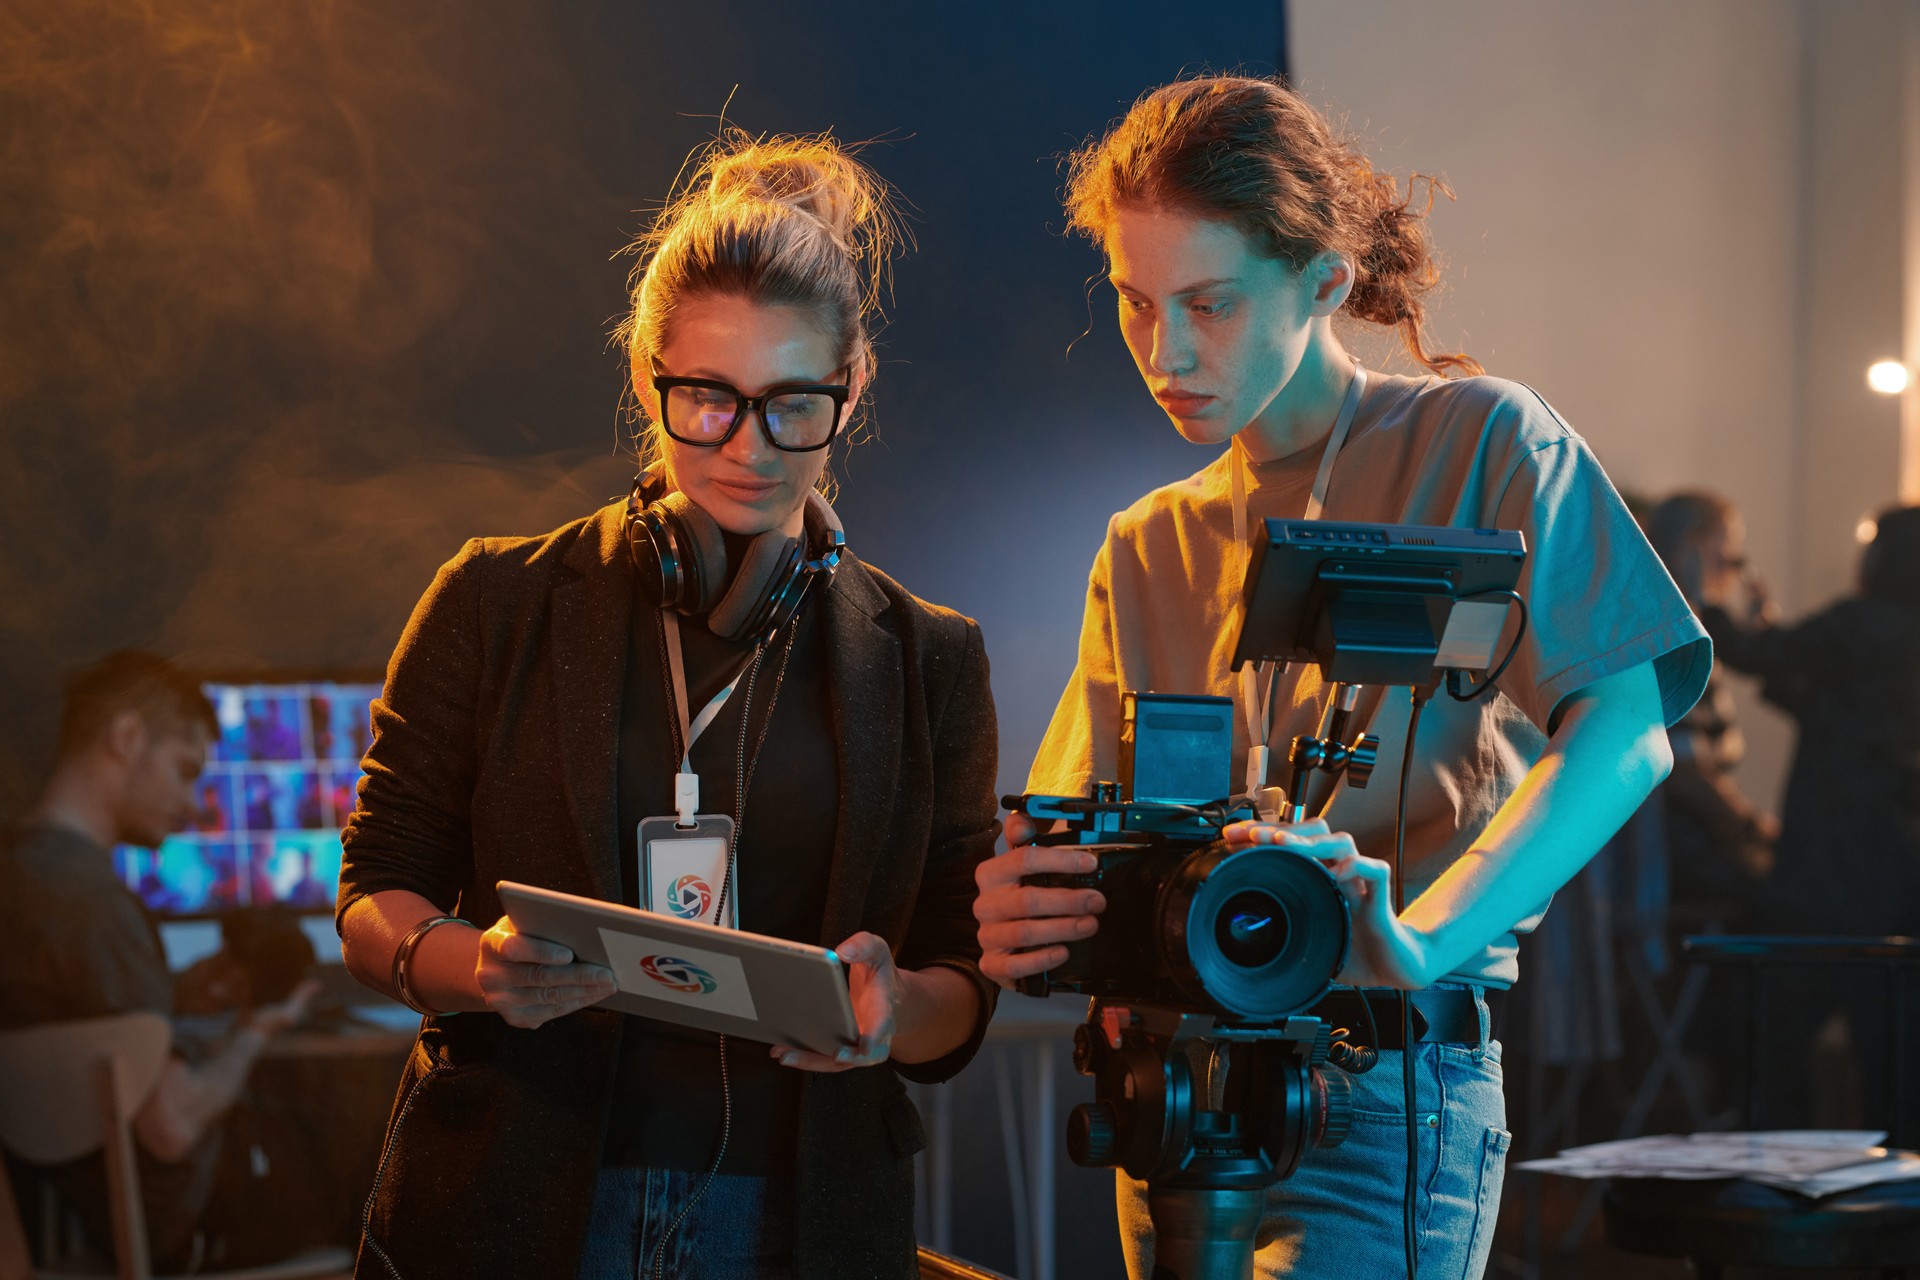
[638,814,736,929]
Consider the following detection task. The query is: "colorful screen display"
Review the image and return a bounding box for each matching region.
[113,679,381,917]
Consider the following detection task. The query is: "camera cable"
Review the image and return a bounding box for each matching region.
[1394,682,1433,1280]
[1445,588,1528,702]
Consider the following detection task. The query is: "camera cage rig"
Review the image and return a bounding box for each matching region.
[1009,518,1527,1280]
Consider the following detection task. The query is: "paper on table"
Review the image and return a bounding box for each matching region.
[1514,1130,1913,1197]
[1746,1151,1920,1197]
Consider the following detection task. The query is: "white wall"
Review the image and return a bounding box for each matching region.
[1292,0,1912,812]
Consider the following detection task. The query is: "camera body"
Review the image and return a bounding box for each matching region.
[1012,693,1350,1026]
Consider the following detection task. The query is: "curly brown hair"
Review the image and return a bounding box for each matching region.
[1065,76,1481,378]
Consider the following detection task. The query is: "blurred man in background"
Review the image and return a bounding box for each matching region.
[0,651,322,1271]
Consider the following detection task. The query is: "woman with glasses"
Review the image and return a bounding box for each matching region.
[335,132,998,1280]
[973,76,1710,1278]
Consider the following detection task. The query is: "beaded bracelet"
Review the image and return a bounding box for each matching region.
[391,914,477,1016]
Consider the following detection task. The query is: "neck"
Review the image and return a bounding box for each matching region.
[30,766,119,849]
[1236,322,1355,464]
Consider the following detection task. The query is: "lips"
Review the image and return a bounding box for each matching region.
[708,477,782,503]
[1155,391,1215,416]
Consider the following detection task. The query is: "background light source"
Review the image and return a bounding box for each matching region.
[1867,360,1909,394]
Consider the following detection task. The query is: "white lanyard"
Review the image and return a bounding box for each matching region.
[661,611,758,827]
[1233,363,1367,799]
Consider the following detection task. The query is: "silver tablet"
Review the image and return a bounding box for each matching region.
[496,880,858,1056]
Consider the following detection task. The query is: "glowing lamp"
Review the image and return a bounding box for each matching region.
[1867,360,1909,395]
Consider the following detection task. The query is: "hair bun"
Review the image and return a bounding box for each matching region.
[707,139,877,248]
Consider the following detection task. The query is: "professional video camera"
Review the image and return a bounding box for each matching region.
[1011,692,1351,1023]
[1009,518,1528,1280]
[1005,691,1358,1276]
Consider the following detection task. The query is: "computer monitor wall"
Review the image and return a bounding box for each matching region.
[114,678,381,961]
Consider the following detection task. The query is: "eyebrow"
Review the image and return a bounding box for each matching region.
[672,367,837,387]
[1109,275,1240,297]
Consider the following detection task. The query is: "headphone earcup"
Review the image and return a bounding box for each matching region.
[632,489,728,613]
[708,532,801,642]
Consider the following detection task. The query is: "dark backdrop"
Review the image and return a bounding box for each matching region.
[0,0,1283,814]
[0,6,1281,1273]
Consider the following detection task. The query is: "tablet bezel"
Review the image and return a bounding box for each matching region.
[496,880,858,1056]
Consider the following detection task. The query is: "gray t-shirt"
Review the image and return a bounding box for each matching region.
[0,822,219,1267]
[0,821,173,1029]
[1028,371,1711,986]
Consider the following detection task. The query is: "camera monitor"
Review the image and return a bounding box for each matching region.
[1231,519,1526,687]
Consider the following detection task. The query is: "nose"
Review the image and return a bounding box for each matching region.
[722,406,778,465]
[1149,314,1194,378]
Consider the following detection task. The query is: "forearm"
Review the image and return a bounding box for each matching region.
[1400,664,1673,984]
[889,964,980,1065]
[341,888,487,1013]
[136,1026,268,1160]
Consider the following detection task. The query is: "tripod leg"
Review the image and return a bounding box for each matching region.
[1146,1186,1264,1280]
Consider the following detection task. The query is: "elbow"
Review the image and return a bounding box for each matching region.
[338,897,394,999]
[1634,722,1674,795]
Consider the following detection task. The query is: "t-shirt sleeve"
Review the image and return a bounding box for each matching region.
[1486,396,1711,733]
[1026,529,1123,799]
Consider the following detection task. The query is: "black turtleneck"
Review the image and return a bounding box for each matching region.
[605,539,839,1175]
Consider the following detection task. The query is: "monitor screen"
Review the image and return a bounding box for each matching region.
[113,678,382,918]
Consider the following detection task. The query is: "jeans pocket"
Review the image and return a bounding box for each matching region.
[1462,1126,1512,1279]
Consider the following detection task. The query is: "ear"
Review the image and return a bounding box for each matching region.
[840,360,870,430]
[632,350,662,424]
[1307,252,1356,317]
[103,709,148,766]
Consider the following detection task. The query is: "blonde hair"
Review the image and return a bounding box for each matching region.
[617,130,903,480]
[1066,76,1481,378]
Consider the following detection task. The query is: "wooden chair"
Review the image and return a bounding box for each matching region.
[0,1013,350,1280]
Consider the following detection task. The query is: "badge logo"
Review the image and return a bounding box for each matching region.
[638,955,718,995]
[667,874,713,920]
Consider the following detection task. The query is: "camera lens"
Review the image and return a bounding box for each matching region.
[1213,889,1289,968]
[1161,843,1349,1022]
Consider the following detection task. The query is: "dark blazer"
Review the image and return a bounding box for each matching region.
[338,501,999,1280]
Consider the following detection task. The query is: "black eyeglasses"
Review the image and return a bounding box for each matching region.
[651,362,850,453]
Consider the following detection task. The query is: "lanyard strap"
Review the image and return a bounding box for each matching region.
[1233,363,1367,793]
[662,611,758,825]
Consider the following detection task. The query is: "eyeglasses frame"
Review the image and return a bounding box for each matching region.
[650,363,852,453]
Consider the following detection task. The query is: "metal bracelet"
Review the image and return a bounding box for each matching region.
[391,914,476,1016]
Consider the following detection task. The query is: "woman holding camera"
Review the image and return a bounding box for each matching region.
[975,76,1709,1278]
[337,133,998,1280]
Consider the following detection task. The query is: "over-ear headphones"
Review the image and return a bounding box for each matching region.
[623,471,846,646]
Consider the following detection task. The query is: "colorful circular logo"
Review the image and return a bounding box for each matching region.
[638,955,717,995]
[667,874,712,920]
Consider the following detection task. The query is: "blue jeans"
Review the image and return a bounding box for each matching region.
[1119,988,1510,1280]
[575,1166,794,1280]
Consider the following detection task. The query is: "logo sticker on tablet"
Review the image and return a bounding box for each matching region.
[598,928,759,1021]
[638,955,716,994]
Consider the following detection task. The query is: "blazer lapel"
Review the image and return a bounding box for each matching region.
[817,560,902,946]
[551,504,632,901]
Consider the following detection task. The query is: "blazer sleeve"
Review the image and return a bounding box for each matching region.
[892,615,1001,1085]
[336,540,487,926]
